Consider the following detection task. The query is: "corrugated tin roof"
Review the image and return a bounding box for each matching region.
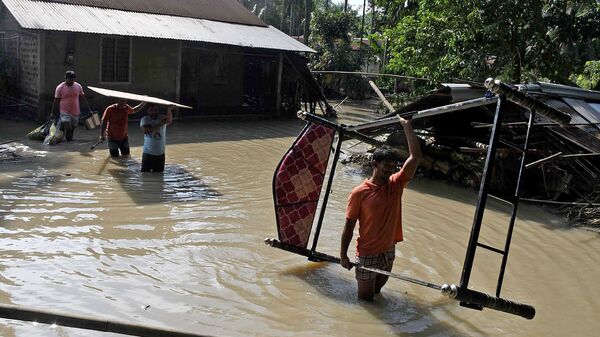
[2,0,314,53]
[562,97,600,124]
[37,0,267,27]
[518,82,600,101]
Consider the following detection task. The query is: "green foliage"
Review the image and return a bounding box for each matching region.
[571,60,600,90]
[310,9,365,71]
[373,0,600,84]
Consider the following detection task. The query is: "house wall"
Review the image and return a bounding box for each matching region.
[42,32,179,117]
[1,0,289,121]
[0,3,40,119]
[180,42,281,116]
[180,43,244,115]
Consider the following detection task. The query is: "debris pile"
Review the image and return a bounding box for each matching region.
[343,81,600,230]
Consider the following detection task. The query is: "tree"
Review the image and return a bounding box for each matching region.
[310,7,365,71]
[373,0,600,84]
[572,60,600,90]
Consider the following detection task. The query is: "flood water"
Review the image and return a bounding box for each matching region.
[0,112,599,337]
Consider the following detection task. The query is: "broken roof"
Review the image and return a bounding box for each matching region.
[2,0,314,53]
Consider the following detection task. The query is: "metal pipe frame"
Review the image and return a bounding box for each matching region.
[345,97,498,132]
[496,109,536,297]
[459,97,506,292]
[310,129,344,253]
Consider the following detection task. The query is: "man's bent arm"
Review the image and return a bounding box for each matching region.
[399,118,421,179]
[132,102,146,113]
[165,106,174,125]
[340,218,357,270]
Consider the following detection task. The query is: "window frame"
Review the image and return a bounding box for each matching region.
[99,36,132,84]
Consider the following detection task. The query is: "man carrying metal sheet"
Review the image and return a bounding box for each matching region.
[139,104,174,172]
[100,98,146,157]
[340,116,421,301]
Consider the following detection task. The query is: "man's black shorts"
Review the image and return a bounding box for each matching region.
[107,137,130,157]
[141,153,165,172]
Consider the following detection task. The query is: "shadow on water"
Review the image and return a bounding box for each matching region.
[106,156,221,205]
[282,262,486,337]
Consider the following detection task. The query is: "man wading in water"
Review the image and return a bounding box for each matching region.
[100,98,146,157]
[340,116,421,301]
[50,70,92,141]
[140,104,174,173]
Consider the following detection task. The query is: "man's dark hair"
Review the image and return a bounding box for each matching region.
[371,145,401,163]
[65,70,76,79]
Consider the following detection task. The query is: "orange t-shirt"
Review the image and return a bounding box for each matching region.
[102,104,135,141]
[346,169,410,256]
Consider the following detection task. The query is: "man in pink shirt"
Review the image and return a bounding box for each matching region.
[50,70,92,141]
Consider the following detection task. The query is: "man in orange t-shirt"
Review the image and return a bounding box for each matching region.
[100,98,146,157]
[340,116,421,301]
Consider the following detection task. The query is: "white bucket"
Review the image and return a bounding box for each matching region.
[83,112,101,130]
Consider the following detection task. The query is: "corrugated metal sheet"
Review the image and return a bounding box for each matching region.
[2,0,314,53]
[562,97,600,124]
[518,82,600,101]
[38,0,267,27]
[537,97,600,153]
[537,97,583,124]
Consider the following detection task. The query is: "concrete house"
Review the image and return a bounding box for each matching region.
[0,0,314,120]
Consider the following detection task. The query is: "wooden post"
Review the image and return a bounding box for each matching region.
[276,52,284,116]
[368,80,394,113]
[304,0,311,45]
[175,40,183,118]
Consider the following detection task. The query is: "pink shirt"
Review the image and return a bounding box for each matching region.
[55,82,84,116]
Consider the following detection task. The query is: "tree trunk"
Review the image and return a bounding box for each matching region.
[304,0,311,45]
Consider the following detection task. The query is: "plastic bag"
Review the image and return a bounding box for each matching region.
[43,120,64,145]
[27,121,52,141]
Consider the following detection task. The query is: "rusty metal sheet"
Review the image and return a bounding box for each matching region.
[2,0,314,53]
[34,0,267,26]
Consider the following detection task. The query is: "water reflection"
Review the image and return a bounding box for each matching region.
[0,119,599,337]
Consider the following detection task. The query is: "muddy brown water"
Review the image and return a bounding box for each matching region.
[0,116,599,337]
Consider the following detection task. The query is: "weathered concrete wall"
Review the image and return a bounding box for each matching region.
[17,32,40,108]
[0,2,40,119]
[41,32,179,117]
[180,42,245,115]
[180,42,283,116]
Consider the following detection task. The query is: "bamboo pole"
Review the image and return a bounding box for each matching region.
[525,152,563,169]
[368,80,395,113]
[310,70,427,81]
[0,303,211,337]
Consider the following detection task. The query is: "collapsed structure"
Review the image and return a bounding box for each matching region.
[356,80,600,228]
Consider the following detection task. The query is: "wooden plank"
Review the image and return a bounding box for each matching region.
[87,86,192,109]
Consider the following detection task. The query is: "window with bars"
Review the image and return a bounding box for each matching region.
[101,37,130,82]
